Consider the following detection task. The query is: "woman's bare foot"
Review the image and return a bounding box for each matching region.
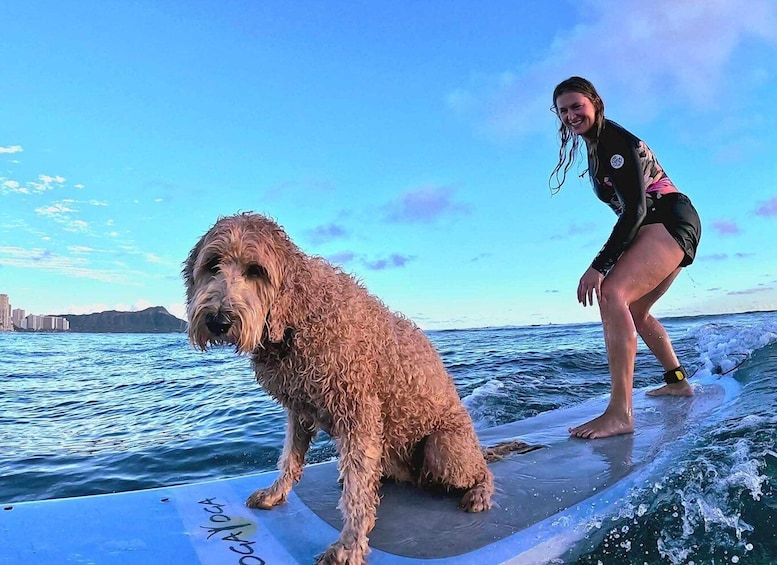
[569,410,634,439]
[646,380,694,397]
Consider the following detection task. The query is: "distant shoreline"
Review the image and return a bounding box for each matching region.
[10,306,188,334]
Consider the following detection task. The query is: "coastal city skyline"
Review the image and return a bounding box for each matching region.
[2,2,777,329]
[0,291,192,333]
[0,293,71,331]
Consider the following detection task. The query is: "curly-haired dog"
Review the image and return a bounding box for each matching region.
[184,213,506,565]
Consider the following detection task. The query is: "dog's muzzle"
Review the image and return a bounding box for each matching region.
[205,311,232,335]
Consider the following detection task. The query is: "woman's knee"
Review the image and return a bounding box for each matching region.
[599,279,627,308]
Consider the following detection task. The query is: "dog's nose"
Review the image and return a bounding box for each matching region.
[205,312,232,335]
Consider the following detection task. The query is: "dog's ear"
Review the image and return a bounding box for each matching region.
[265,235,305,343]
[267,280,292,343]
[182,233,207,303]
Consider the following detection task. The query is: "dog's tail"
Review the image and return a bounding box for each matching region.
[481,440,544,463]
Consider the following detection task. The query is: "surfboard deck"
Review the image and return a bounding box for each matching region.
[0,374,738,565]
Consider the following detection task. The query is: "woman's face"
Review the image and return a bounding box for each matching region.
[555,91,597,137]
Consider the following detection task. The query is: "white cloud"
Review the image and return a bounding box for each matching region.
[28,175,66,192]
[62,303,113,315]
[1,180,23,194]
[64,219,89,233]
[0,145,22,154]
[2,173,68,194]
[132,299,154,311]
[0,246,126,283]
[39,174,65,184]
[449,0,777,138]
[32,199,100,236]
[36,201,77,218]
[167,302,187,321]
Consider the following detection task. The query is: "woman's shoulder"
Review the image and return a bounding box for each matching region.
[600,119,642,149]
[602,119,639,140]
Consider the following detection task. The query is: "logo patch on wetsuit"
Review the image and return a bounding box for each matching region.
[610,154,624,169]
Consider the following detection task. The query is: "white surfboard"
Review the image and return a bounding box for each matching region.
[0,373,739,565]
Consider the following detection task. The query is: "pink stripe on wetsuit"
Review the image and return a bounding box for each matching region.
[646,177,678,196]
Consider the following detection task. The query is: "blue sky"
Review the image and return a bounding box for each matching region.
[2,0,777,330]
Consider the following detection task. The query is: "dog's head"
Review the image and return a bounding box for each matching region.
[183,212,300,354]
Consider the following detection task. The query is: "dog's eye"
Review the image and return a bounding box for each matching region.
[205,257,220,274]
[246,264,267,279]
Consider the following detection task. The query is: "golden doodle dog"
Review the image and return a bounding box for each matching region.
[184,212,521,565]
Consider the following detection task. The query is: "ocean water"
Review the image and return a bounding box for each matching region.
[1,310,776,564]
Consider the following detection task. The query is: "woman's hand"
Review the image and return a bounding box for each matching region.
[577,267,604,307]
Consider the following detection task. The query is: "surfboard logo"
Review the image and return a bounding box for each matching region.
[610,154,625,169]
[195,498,261,560]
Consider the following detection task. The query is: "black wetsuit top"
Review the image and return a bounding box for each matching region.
[587,119,670,274]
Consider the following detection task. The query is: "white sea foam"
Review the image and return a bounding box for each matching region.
[689,318,777,377]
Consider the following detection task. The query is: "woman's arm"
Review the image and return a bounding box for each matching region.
[590,126,648,273]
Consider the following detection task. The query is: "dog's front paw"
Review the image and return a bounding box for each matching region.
[459,484,492,513]
[245,487,286,510]
[315,540,367,565]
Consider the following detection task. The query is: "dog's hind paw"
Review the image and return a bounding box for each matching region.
[315,540,367,565]
[245,488,286,510]
[458,484,492,513]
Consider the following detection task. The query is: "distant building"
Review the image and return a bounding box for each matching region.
[40,316,70,331]
[12,308,26,328]
[25,314,43,331]
[0,294,10,331]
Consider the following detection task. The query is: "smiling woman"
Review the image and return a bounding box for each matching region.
[547,76,703,440]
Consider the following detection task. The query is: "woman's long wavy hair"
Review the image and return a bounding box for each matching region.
[548,77,605,194]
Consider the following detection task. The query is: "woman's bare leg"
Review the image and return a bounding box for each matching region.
[630,280,694,397]
[569,224,685,439]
